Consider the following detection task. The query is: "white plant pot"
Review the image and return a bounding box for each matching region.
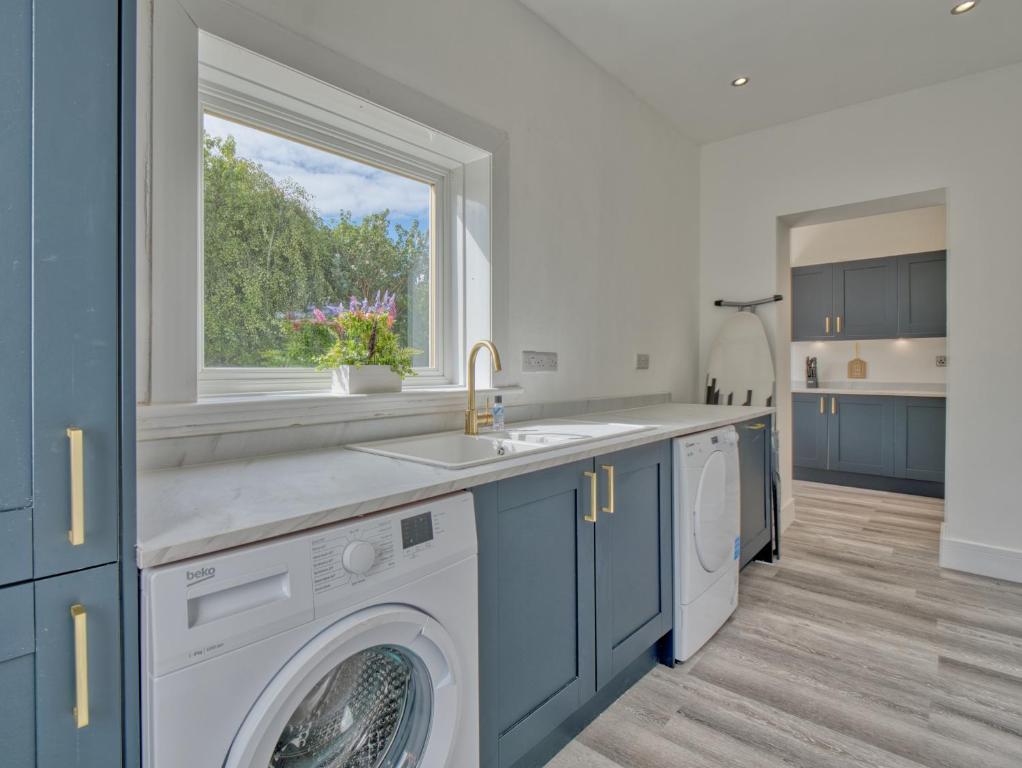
[331,365,402,395]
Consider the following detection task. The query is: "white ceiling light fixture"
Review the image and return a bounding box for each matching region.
[951,1,979,15]
[731,76,750,87]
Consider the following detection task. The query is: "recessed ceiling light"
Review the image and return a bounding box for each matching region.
[951,1,979,14]
[731,76,749,87]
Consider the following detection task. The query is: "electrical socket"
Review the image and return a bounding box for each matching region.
[636,353,650,370]
[522,350,558,372]
[936,355,947,368]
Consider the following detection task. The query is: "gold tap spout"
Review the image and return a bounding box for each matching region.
[465,340,502,435]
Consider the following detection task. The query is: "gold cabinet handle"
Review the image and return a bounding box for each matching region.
[66,427,85,546]
[70,604,89,728]
[825,316,831,335]
[744,423,767,430]
[836,315,843,334]
[831,397,837,415]
[600,465,615,514]
[819,396,825,414]
[583,471,598,523]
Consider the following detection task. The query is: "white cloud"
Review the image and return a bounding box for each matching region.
[204,114,430,227]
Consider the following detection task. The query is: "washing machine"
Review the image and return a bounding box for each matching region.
[142,492,478,768]
[673,426,741,661]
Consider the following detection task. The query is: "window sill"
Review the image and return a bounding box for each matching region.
[138,385,524,441]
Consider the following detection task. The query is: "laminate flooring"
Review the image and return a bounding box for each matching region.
[547,481,1022,768]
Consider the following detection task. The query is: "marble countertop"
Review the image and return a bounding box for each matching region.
[138,402,773,568]
[791,381,946,398]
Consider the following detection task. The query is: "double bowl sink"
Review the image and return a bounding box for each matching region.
[350,419,653,469]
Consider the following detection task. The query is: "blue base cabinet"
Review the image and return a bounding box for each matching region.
[737,416,773,567]
[474,441,673,768]
[793,394,945,496]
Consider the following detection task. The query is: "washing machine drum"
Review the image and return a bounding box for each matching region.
[225,606,460,768]
[693,450,733,574]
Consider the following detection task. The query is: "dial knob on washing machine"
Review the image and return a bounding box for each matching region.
[342,540,377,575]
[725,430,739,445]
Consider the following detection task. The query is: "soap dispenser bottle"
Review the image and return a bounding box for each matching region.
[492,395,505,431]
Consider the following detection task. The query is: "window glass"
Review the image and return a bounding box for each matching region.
[202,112,433,369]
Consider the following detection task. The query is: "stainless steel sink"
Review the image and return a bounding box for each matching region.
[348,420,653,469]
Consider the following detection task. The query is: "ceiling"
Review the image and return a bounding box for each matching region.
[517,0,1022,142]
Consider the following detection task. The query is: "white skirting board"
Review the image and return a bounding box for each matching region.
[940,525,1022,584]
[780,498,796,532]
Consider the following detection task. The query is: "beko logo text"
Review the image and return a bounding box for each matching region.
[186,567,216,586]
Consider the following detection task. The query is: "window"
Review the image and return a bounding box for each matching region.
[201,112,437,374]
[139,31,501,402]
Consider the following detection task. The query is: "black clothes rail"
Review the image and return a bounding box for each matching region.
[713,294,783,312]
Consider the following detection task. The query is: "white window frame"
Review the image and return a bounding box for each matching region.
[195,35,476,395]
[142,16,502,411]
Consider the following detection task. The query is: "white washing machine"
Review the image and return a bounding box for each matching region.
[673,426,741,661]
[142,492,478,768]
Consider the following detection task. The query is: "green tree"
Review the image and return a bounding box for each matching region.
[202,133,430,367]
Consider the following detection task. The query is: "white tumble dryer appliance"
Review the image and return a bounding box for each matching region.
[142,492,478,768]
[673,426,741,661]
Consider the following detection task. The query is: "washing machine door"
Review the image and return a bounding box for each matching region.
[224,605,460,768]
[693,450,733,574]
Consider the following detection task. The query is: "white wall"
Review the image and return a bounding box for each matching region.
[790,206,945,266]
[791,339,947,386]
[143,0,701,410]
[700,63,1022,581]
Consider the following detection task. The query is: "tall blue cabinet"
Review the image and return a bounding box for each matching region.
[0,1,136,766]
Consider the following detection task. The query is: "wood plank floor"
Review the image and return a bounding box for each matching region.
[547,481,1022,768]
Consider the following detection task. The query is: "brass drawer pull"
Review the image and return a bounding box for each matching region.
[825,316,831,335]
[71,604,89,728]
[583,471,598,523]
[744,423,767,430]
[819,396,825,414]
[601,465,615,514]
[831,397,837,415]
[836,315,843,334]
[66,427,85,546]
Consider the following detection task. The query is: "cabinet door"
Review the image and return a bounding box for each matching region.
[833,257,898,339]
[474,461,596,768]
[0,583,36,767]
[894,398,946,482]
[737,418,772,567]
[35,563,122,768]
[0,0,34,587]
[791,264,834,340]
[32,0,120,577]
[828,396,895,476]
[898,251,947,338]
[593,442,672,689]
[792,394,830,469]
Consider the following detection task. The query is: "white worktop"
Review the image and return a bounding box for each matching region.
[791,381,946,398]
[138,402,773,568]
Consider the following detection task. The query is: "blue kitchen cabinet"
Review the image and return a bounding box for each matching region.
[833,257,899,339]
[32,0,121,579]
[792,394,829,469]
[0,0,34,587]
[894,398,946,482]
[737,416,773,567]
[593,441,673,688]
[827,395,895,476]
[474,442,674,768]
[474,461,597,768]
[0,583,36,766]
[35,564,123,768]
[791,264,835,341]
[898,251,947,338]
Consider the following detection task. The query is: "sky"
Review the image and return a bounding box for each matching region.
[204,113,431,234]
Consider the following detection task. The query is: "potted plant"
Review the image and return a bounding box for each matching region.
[288,292,418,394]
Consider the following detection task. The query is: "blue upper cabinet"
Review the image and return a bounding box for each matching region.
[0,0,34,587]
[898,251,947,338]
[32,0,120,578]
[833,257,898,339]
[792,252,946,342]
[791,264,835,341]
